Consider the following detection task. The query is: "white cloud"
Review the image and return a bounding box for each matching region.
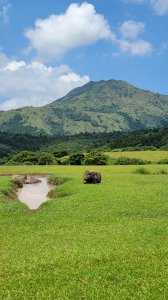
[124,0,168,15]
[24,2,115,61]
[0,53,90,110]
[119,39,153,55]
[0,2,11,23]
[118,19,153,56]
[151,0,168,15]
[24,2,153,60]
[2,61,26,71]
[120,20,145,39]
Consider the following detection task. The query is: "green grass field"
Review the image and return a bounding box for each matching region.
[1,164,168,299]
[107,150,168,162]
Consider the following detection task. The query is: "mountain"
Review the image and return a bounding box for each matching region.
[0,79,168,135]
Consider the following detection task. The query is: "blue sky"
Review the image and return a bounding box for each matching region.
[0,0,168,110]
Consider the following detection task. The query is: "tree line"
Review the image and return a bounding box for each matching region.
[0,126,168,160]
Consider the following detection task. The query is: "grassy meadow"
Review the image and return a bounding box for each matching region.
[1,161,168,299]
[107,150,168,163]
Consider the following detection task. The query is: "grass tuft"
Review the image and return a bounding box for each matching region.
[11,177,23,188]
[133,167,151,174]
[48,175,70,186]
[154,169,168,175]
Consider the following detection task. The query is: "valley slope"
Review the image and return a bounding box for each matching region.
[0,79,168,135]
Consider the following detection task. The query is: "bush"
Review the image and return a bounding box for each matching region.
[59,157,69,165]
[84,151,108,165]
[121,146,141,152]
[53,150,69,158]
[38,153,56,165]
[157,159,168,164]
[6,151,39,165]
[141,146,157,151]
[113,157,150,165]
[12,177,23,188]
[5,160,21,166]
[0,158,5,165]
[68,153,85,165]
[155,169,168,175]
[48,176,70,185]
[159,145,168,150]
[133,167,151,174]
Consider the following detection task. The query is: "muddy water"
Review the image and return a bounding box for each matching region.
[18,177,50,210]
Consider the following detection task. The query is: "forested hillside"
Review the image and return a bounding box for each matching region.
[0,80,168,135]
[1,126,168,159]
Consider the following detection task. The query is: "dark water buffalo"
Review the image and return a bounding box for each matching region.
[83,171,101,184]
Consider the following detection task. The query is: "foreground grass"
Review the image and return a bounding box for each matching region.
[0,165,168,299]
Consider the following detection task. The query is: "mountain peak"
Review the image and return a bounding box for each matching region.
[0,79,168,135]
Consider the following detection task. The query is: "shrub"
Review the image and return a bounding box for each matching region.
[133,167,151,174]
[84,151,108,165]
[121,146,141,152]
[5,160,21,166]
[155,169,168,175]
[113,157,150,165]
[6,151,39,165]
[53,150,69,158]
[0,158,6,165]
[38,153,56,165]
[59,157,69,165]
[48,176,70,186]
[141,146,157,151]
[159,145,168,150]
[68,153,85,165]
[12,177,23,188]
[157,159,168,164]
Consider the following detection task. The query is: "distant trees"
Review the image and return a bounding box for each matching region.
[1,126,168,160]
[6,151,39,165]
[5,151,56,165]
[2,126,168,166]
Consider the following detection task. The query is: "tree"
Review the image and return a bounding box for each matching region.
[38,153,56,165]
[68,153,85,165]
[53,150,69,158]
[7,151,38,165]
[84,151,107,165]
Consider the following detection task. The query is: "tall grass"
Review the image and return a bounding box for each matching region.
[133,167,151,174]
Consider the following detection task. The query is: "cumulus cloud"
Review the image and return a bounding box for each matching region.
[120,20,145,39]
[0,53,90,110]
[119,20,153,56]
[25,2,115,61]
[119,39,153,55]
[24,2,153,60]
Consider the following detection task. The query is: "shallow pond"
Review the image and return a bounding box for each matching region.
[18,176,50,210]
